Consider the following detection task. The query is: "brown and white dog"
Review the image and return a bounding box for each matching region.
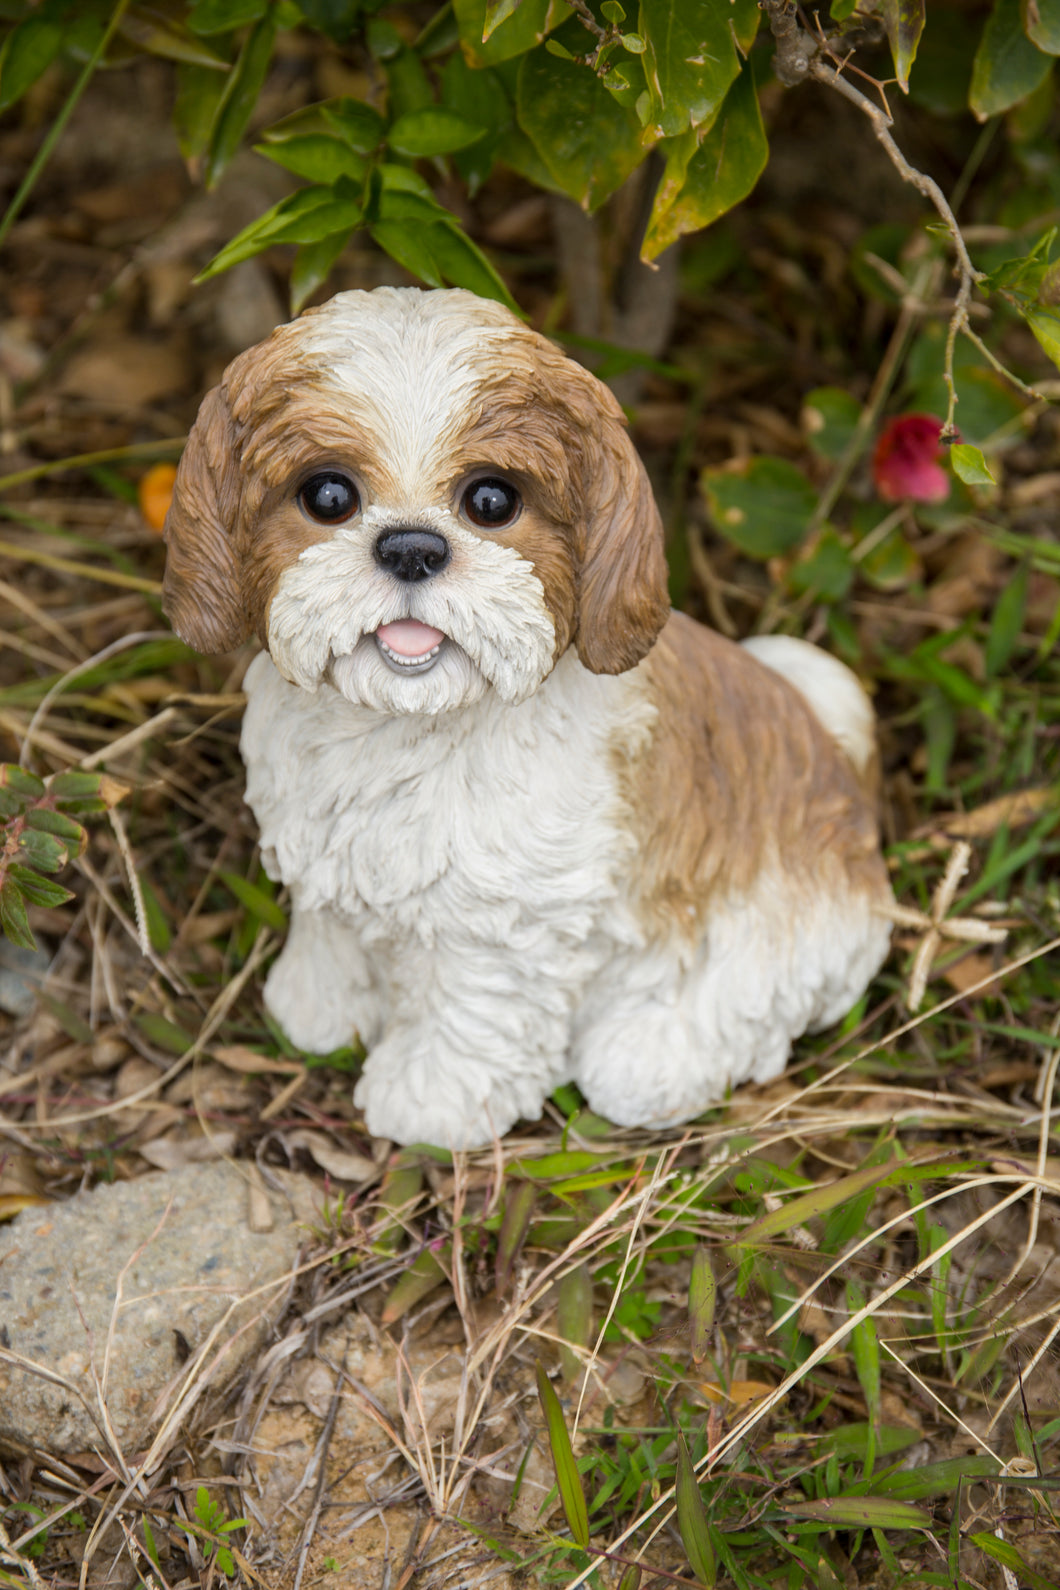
[163,287,892,1148]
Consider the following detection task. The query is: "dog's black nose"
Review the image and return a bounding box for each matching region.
[373,529,451,582]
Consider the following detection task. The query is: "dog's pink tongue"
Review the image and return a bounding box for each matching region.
[376,619,446,657]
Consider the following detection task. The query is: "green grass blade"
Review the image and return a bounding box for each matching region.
[689,1246,716,1363]
[219,870,287,933]
[782,1495,931,1530]
[735,1160,899,1247]
[534,1361,589,1550]
[675,1434,716,1587]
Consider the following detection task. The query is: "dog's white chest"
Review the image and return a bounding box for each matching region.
[240,650,655,953]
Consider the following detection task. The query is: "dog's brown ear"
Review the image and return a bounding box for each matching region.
[162,385,250,654]
[557,363,670,675]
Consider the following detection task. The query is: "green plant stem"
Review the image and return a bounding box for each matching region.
[0,440,184,496]
[807,259,935,536]
[0,0,133,253]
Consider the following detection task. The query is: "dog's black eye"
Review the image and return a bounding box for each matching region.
[462,477,520,529]
[299,472,359,523]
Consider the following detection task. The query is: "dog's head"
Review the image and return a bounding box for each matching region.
[162,287,669,713]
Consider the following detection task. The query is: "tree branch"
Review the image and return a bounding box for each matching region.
[760,0,986,441]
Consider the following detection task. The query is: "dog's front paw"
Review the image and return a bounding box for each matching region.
[354,1032,541,1148]
[264,956,358,1054]
[263,908,381,1055]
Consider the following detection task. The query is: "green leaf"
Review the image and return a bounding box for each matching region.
[220,869,287,932]
[875,0,925,90]
[517,29,645,211]
[803,386,862,461]
[0,879,35,951]
[985,558,1029,676]
[782,1494,931,1530]
[440,53,510,191]
[970,1531,1058,1590]
[133,1012,195,1053]
[455,0,572,66]
[370,207,517,309]
[291,229,351,313]
[688,1246,716,1363]
[198,187,361,279]
[380,1245,449,1323]
[876,1455,999,1500]
[950,442,996,485]
[1023,0,1060,51]
[388,106,487,157]
[366,17,404,58]
[556,1263,592,1380]
[258,98,383,152]
[18,828,69,873]
[846,1280,881,1474]
[371,219,445,288]
[484,0,527,39]
[321,98,387,151]
[294,0,362,43]
[1022,302,1060,368]
[118,9,230,68]
[138,876,172,954]
[6,866,72,910]
[787,531,854,603]
[188,0,267,34]
[49,770,106,803]
[205,10,278,189]
[638,0,741,137]
[420,221,517,307]
[971,0,1052,118]
[256,133,367,183]
[643,61,767,259]
[25,808,85,848]
[0,13,65,114]
[818,1423,920,1460]
[496,1179,536,1290]
[510,1149,603,1179]
[675,1434,715,1586]
[735,1160,900,1247]
[535,1362,590,1549]
[0,766,44,799]
[174,61,231,162]
[701,455,816,560]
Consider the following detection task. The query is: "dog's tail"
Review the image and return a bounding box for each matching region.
[741,635,878,787]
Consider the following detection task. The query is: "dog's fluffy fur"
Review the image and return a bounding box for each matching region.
[163,286,892,1148]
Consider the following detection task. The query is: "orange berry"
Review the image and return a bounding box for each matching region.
[139,461,178,532]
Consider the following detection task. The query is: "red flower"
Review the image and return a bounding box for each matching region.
[872,414,950,503]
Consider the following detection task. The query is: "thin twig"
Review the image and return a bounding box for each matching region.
[760,0,987,442]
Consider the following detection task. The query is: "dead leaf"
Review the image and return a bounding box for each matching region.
[246,1162,275,1233]
[213,1044,303,1076]
[0,1193,51,1221]
[56,336,191,407]
[940,952,1001,997]
[287,1129,378,1183]
[914,786,1058,841]
[695,1379,777,1408]
[138,1129,237,1170]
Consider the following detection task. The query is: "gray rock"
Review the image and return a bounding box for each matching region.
[0,941,51,1017]
[0,1162,320,1456]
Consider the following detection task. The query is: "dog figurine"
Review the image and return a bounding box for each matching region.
[162,287,892,1148]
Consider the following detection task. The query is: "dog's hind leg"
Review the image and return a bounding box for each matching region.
[264,903,382,1056]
